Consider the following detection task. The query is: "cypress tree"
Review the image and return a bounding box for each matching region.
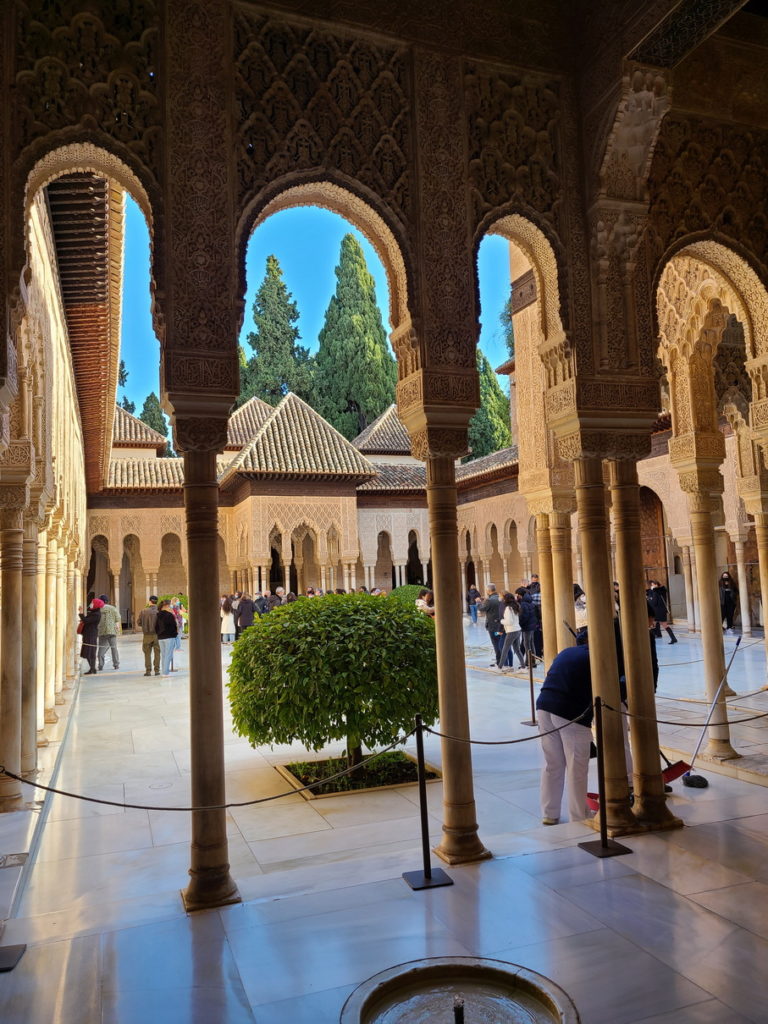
[240,255,313,406]
[314,234,396,439]
[120,395,135,415]
[138,391,172,457]
[500,287,515,358]
[466,349,512,460]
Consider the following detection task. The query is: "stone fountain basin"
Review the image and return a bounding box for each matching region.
[340,957,580,1023]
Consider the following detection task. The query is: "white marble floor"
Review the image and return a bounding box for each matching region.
[1,624,767,1022]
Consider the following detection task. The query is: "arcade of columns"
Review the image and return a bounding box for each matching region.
[2,0,768,910]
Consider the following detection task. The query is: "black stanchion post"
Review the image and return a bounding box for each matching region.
[402,715,454,891]
[521,648,537,727]
[578,698,632,859]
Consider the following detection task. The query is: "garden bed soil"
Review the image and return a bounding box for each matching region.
[275,750,441,800]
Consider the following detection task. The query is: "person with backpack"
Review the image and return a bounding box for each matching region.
[478,583,503,665]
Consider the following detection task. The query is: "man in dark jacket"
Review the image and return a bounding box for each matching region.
[536,627,593,824]
[516,587,539,665]
[479,584,503,666]
[236,594,257,632]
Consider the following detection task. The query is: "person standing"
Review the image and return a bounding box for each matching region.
[479,583,503,666]
[270,587,285,610]
[516,586,539,665]
[236,592,257,633]
[719,571,738,633]
[528,573,543,656]
[467,584,480,624]
[79,598,103,675]
[156,599,178,678]
[96,594,121,671]
[231,591,242,639]
[137,595,161,677]
[536,627,593,824]
[646,579,677,644]
[498,591,526,671]
[220,597,235,643]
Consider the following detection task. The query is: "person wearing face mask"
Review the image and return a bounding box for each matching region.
[719,571,738,633]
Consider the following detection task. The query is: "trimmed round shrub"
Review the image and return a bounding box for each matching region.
[228,593,438,766]
[387,584,425,608]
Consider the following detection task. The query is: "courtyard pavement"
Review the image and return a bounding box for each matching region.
[0,622,767,1021]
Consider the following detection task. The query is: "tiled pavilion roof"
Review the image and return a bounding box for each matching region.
[352,405,412,455]
[112,404,167,450]
[106,458,184,491]
[226,396,274,449]
[456,446,519,484]
[220,393,377,483]
[46,173,123,493]
[357,464,426,492]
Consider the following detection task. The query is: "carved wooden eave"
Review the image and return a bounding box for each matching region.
[44,173,123,495]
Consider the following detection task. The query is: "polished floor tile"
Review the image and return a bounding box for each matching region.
[0,933,101,1024]
[688,880,768,939]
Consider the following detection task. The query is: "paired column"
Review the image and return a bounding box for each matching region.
[574,457,637,832]
[534,513,557,667]
[182,449,240,911]
[689,505,736,758]
[609,461,680,828]
[35,529,48,739]
[54,545,66,703]
[549,511,575,652]
[21,519,39,775]
[681,545,696,631]
[753,515,768,661]
[733,539,752,636]
[44,532,58,721]
[426,454,489,865]
[0,510,25,807]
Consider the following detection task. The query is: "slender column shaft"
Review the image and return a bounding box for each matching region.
[689,508,736,758]
[734,539,751,636]
[426,454,489,864]
[65,565,77,683]
[21,521,39,775]
[44,535,58,720]
[610,461,680,827]
[575,548,583,588]
[320,565,327,591]
[682,545,696,631]
[349,563,357,591]
[502,557,510,592]
[753,516,768,663]
[422,560,429,585]
[0,515,24,806]
[549,511,575,652]
[182,450,239,910]
[35,531,47,732]
[55,547,66,700]
[523,554,532,580]
[459,562,467,616]
[690,548,701,632]
[535,513,557,667]
[574,457,636,831]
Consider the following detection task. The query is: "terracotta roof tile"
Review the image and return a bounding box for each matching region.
[357,464,426,492]
[352,405,412,454]
[220,393,377,482]
[106,457,184,490]
[226,396,274,448]
[112,404,167,448]
[456,446,519,482]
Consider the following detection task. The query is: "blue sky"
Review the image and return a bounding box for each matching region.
[119,196,511,410]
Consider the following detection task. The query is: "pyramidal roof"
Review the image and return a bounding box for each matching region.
[352,404,411,455]
[112,404,167,449]
[226,396,274,448]
[106,457,184,490]
[220,393,377,483]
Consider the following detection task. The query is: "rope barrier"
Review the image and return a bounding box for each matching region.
[0,729,416,813]
[601,702,768,728]
[425,706,592,745]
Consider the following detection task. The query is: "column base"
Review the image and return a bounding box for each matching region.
[632,794,683,830]
[0,792,24,812]
[36,734,49,748]
[54,694,65,705]
[591,798,640,837]
[44,709,58,723]
[703,740,741,761]
[181,867,241,912]
[433,827,492,866]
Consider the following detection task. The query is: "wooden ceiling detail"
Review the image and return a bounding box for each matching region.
[45,173,123,493]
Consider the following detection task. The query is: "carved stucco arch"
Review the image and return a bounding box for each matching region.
[236,180,412,337]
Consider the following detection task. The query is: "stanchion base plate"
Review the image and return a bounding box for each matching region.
[520,719,537,727]
[0,944,26,972]
[402,868,454,891]
[578,839,632,859]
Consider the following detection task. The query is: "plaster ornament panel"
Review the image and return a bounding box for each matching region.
[160,514,183,538]
[164,353,239,393]
[172,417,230,453]
[14,1,162,181]
[410,426,469,462]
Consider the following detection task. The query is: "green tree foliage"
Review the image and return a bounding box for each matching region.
[314,234,396,439]
[466,349,512,461]
[500,288,515,358]
[118,358,129,387]
[120,395,136,415]
[138,391,173,457]
[387,584,425,608]
[239,255,313,407]
[228,593,438,767]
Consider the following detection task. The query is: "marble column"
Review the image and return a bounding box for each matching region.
[182,449,240,911]
[690,547,701,633]
[574,457,637,832]
[44,533,58,720]
[349,563,357,591]
[0,510,24,807]
[682,545,696,631]
[113,570,122,622]
[35,530,48,738]
[21,519,39,775]
[343,563,350,591]
[574,547,583,589]
[55,546,66,702]
[65,564,77,685]
[459,561,467,616]
[535,513,557,667]
[734,538,752,636]
[426,454,489,865]
[422,560,430,586]
[320,565,327,592]
[502,557,510,593]
[549,511,575,652]
[689,506,736,758]
[523,553,532,580]
[753,515,768,660]
[610,461,680,828]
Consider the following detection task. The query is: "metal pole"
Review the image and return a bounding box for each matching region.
[579,697,632,859]
[521,648,537,727]
[402,715,454,891]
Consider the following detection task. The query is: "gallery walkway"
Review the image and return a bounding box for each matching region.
[0,625,767,1021]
